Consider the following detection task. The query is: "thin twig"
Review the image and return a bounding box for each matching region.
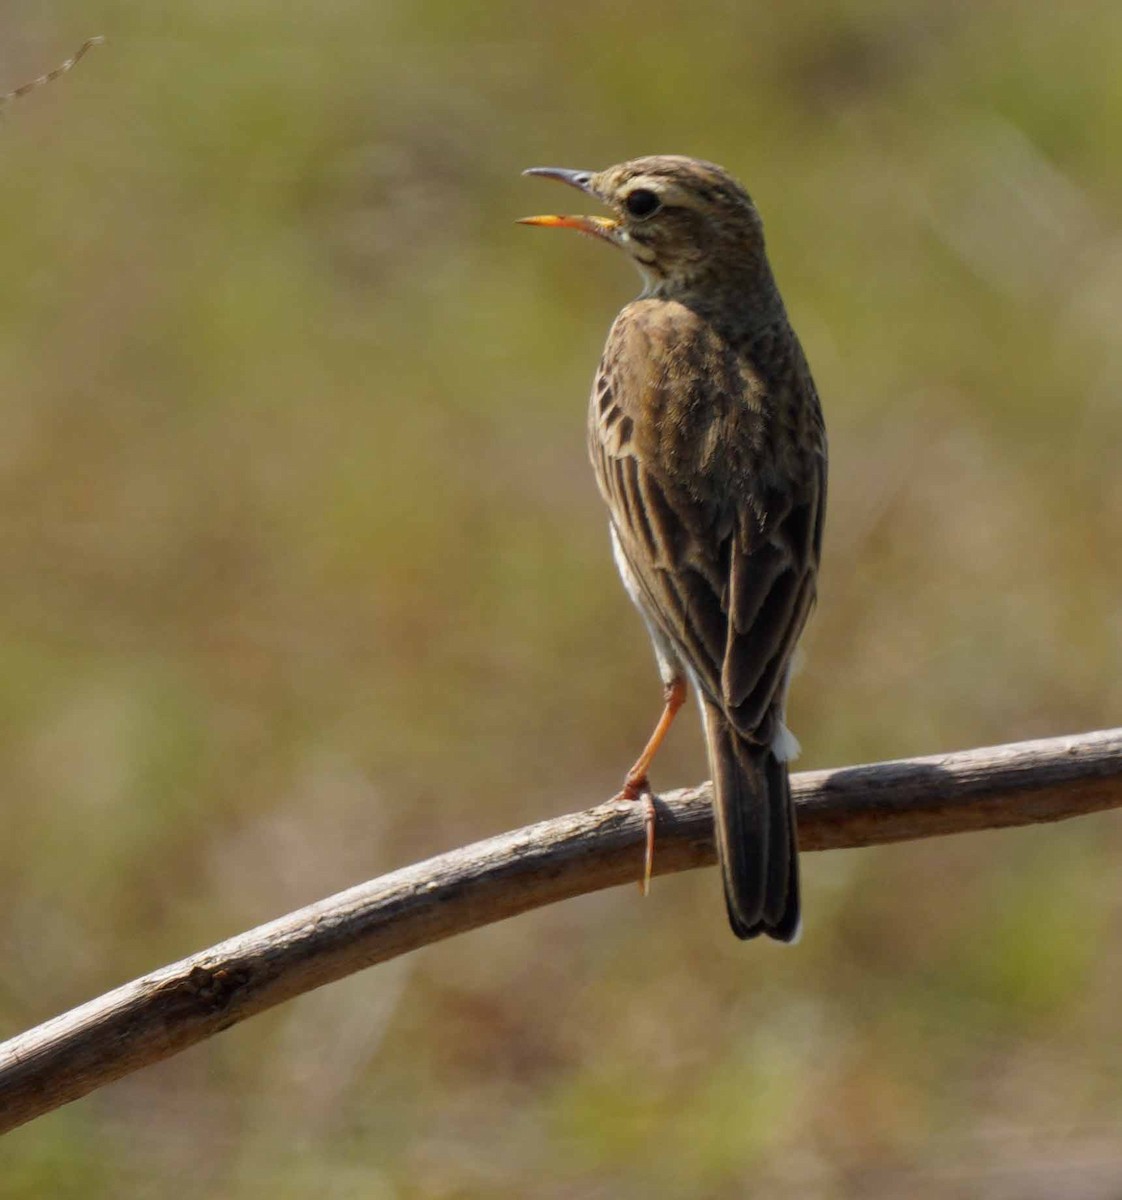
[0,36,104,109]
[0,726,1120,1134]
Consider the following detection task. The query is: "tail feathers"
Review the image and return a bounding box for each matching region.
[703,703,800,943]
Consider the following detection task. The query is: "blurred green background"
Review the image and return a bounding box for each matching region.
[2,1,1121,1195]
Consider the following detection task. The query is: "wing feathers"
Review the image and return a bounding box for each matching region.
[590,302,825,748]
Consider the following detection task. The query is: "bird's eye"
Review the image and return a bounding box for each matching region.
[625,189,661,219]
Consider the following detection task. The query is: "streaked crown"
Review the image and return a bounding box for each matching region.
[522,155,779,317]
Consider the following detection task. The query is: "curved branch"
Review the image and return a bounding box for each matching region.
[2,727,1120,1134]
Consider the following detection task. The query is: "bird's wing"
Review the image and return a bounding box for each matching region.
[589,302,826,744]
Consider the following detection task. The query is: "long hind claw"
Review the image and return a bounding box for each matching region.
[612,777,658,895]
[640,791,656,896]
[612,677,685,897]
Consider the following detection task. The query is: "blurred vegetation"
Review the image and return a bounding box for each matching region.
[2,1,1121,1195]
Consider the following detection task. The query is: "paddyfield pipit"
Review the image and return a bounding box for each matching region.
[521,156,826,942]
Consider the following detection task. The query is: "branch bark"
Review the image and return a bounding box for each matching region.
[2,727,1121,1134]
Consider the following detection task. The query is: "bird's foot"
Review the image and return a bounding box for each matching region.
[612,774,657,896]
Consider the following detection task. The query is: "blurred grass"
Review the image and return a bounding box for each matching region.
[1,0,1121,1195]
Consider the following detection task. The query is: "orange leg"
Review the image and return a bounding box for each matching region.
[614,677,687,895]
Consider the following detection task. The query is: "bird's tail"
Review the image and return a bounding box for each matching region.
[701,701,800,942]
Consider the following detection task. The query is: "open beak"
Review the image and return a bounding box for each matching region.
[518,166,619,244]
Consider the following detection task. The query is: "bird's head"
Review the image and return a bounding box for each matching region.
[520,155,775,310]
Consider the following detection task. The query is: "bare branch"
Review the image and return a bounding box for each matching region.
[1,37,104,109]
[1,727,1120,1134]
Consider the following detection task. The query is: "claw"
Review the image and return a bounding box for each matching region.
[612,676,685,898]
[640,791,656,895]
[612,778,657,894]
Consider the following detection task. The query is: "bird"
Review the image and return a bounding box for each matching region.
[520,156,826,942]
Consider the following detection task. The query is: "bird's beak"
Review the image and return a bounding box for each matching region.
[518,166,620,244]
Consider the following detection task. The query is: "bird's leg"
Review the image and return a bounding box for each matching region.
[614,676,687,895]
[618,676,687,799]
